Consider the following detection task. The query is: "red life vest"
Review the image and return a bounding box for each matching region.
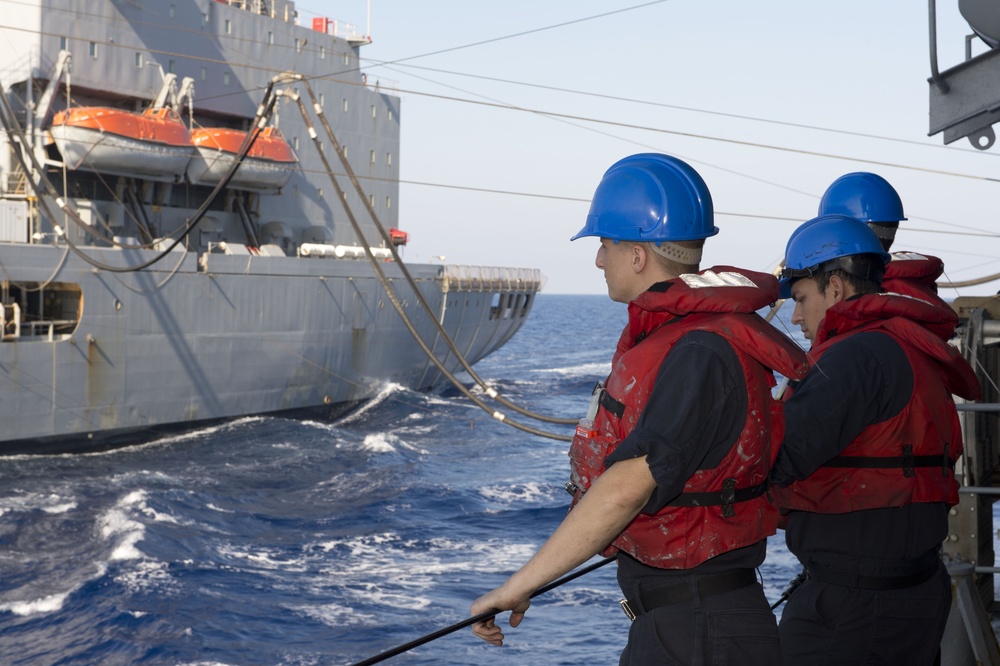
[771,293,980,513]
[568,267,809,569]
[883,251,956,323]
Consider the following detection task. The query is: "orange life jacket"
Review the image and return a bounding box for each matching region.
[772,293,980,513]
[569,267,808,569]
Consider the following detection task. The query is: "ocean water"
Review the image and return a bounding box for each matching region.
[0,295,814,665]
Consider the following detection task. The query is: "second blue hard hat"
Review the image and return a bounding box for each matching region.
[571,153,719,242]
[818,172,906,223]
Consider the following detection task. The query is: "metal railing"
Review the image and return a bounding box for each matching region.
[440,265,545,293]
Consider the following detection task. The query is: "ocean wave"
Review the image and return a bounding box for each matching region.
[0,591,72,616]
[361,432,398,453]
[114,559,175,596]
[0,491,77,516]
[479,481,554,506]
[215,544,310,574]
[311,533,539,582]
[99,490,148,561]
[317,469,400,497]
[334,382,408,426]
[294,602,376,628]
[314,532,543,580]
[542,584,618,608]
[0,562,108,617]
[81,419,268,457]
[539,361,611,377]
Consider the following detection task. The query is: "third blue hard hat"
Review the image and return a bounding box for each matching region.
[778,214,891,298]
[818,172,906,223]
[571,153,718,242]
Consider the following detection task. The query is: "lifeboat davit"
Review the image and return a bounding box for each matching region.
[48,107,193,181]
[186,126,298,191]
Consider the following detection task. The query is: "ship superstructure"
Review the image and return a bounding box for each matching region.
[0,0,543,453]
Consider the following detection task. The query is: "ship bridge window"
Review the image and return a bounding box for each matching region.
[88,41,97,58]
[225,19,232,34]
[223,72,231,86]
[267,31,274,45]
[0,281,81,342]
[319,93,325,106]
[59,36,67,50]
[385,196,391,209]
[320,45,326,59]
[342,98,348,112]
[201,66,207,81]
[168,59,176,73]
[169,4,175,18]
[369,149,375,165]
[386,152,392,167]
[343,52,349,65]
[134,52,143,67]
[371,105,376,119]
[295,38,303,53]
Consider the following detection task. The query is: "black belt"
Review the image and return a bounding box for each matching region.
[619,568,758,621]
[806,559,941,590]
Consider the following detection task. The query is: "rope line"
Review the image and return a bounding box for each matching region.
[347,555,617,666]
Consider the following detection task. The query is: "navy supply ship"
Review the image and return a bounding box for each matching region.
[0,0,543,454]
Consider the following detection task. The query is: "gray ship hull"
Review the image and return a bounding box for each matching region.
[0,243,540,453]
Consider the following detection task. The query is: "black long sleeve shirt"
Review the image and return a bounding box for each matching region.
[771,330,949,578]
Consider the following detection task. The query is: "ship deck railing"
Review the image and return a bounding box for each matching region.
[440,265,544,293]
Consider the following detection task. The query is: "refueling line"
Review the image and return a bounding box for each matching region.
[280,77,575,442]
[292,74,578,430]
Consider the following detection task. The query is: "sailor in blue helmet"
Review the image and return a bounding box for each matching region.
[470,153,808,664]
[820,172,957,318]
[770,214,980,665]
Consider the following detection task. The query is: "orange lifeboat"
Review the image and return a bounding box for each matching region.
[186,126,298,191]
[48,107,193,181]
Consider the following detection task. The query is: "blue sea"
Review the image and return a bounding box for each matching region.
[0,295,812,665]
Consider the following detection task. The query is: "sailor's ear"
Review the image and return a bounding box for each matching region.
[631,244,647,274]
[826,273,846,303]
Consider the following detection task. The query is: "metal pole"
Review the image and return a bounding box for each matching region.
[956,403,1000,412]
[929,0,951,93]
[959,486,1000,495]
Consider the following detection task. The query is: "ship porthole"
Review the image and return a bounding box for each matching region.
[323,395,332,405]
[114,299,122,311]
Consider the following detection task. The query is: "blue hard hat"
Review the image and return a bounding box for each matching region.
[571,153,718,242]
[778,214,891,298]
[818,172,906,224]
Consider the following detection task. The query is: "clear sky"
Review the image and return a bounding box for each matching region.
[289,0,1000,296]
